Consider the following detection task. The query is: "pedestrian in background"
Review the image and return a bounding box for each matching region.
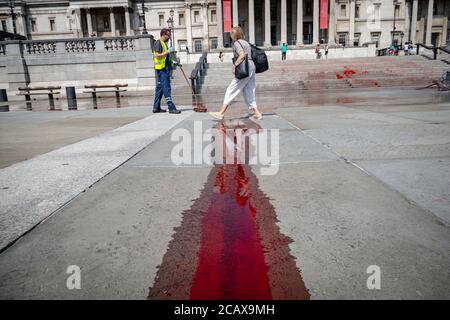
[404,42,409,55]
[315,44,322,59]
[408,41,414,55]
[219,51,224,63]
[325,44,329,59]
[281,43,287,61]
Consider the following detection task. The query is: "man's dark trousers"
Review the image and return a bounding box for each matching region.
[153,67,176,111]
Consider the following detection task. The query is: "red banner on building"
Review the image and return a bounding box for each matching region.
[223,0,232,33]
[320,0,329,30]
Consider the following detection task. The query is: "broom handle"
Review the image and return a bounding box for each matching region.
[179,65,195,95]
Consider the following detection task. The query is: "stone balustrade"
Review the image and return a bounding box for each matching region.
[0,35,156,95]
[0,35,150,55]
[65,40,96,53]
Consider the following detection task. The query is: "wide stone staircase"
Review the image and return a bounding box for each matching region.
[171,55,448,97]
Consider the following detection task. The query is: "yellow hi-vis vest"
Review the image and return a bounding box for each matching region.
[153,40,168,70]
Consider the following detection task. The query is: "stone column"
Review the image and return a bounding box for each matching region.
[92,12,97,35]
[328,0,336,44]
[349,0,355,46]
[185,3,193,52]
[249,0,255,43]
[232,0,238,27]
[410,0,418,43]
[86,8,93,37]
[442,16,448,46]
[264,0,271,47]
[14,13,23,35]
[202,1,210,51]
[297,0,303,46]
[11,12,23,35]
[313,0,319,44]
[110,7,116,36]
[217,0,224,48]
[281,0,287,44]
[21,13,29,38]
[124,6,131,36]
[73,7,82,38]
[425,0,434,45]
[291,0,297,45]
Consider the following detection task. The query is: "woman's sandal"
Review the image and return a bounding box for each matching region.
[209,112,224,120]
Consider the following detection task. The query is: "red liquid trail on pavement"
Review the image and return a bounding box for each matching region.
[190,164,272,300]
[148,119,310,300]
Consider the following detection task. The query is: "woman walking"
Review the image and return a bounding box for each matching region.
[209,26,263,120]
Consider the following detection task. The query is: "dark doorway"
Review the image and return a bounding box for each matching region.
[431,33,439,47]
[303,22,312,44]
[271,26,277,46]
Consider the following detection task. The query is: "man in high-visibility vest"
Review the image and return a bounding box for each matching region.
[153,28,181,114]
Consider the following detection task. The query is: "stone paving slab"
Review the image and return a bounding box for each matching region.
[127,114,339,168]
[304,123,450,160]
[277,105,422,130]
[256,161,450,299]
[356,158,450,225]
[388,110,450,123]
[0,165,210,299]
[0,107,154,168]
[0,110,192,251]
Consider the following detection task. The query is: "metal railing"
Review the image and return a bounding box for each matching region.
[189,52,208,94]
[416,43,438,59]
[376,48,388,56]
[438,46,450,55]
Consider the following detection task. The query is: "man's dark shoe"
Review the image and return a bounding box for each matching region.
[169,109,181,114]
[153,108,167,113]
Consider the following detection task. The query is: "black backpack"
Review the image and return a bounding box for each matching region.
[250,44,269,74]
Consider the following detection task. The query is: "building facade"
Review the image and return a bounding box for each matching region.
[0,0,449,51]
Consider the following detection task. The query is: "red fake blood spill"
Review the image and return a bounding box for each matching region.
[148,119,310,300]
[189,164,272,299]
[192,94,207,112]
[343,68,356,76]
[337,68,357,79]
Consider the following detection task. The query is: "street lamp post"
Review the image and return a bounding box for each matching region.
[392,0,399,47]
[9,0,17,35]
[400,31,404,50]
[140,0,148,34]
[167,9,175,49]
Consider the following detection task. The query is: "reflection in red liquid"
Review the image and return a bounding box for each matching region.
[190,164,272,300]
[148,119,310,300]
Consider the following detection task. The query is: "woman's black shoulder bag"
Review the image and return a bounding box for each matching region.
[233,40,249,79]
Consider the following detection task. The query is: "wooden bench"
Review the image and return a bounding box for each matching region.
[17,86,61,110]
[83,84,128,108]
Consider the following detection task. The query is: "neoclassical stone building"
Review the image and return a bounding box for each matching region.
[0,0,449,50]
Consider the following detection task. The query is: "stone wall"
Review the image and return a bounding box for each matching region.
[0,35,155,100]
